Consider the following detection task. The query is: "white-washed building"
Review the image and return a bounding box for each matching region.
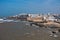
[43,15,57,21]
[28,14,40,17]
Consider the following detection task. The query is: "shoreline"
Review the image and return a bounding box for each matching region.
[0,21,60,40]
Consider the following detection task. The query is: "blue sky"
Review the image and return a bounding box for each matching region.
[0,0,60,16]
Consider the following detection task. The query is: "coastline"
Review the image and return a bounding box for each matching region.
[0,21,60,40]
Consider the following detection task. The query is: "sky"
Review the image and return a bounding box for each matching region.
[0,0,60,16]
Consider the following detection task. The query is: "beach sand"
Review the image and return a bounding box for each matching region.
[0,22,60,40]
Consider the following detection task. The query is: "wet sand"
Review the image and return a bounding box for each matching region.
[0,22,60,40]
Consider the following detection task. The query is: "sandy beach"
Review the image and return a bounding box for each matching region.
[0,21,60,40]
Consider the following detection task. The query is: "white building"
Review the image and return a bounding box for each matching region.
[0,19,3,20]
[28,14,40,17]
[44,15,57,21]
